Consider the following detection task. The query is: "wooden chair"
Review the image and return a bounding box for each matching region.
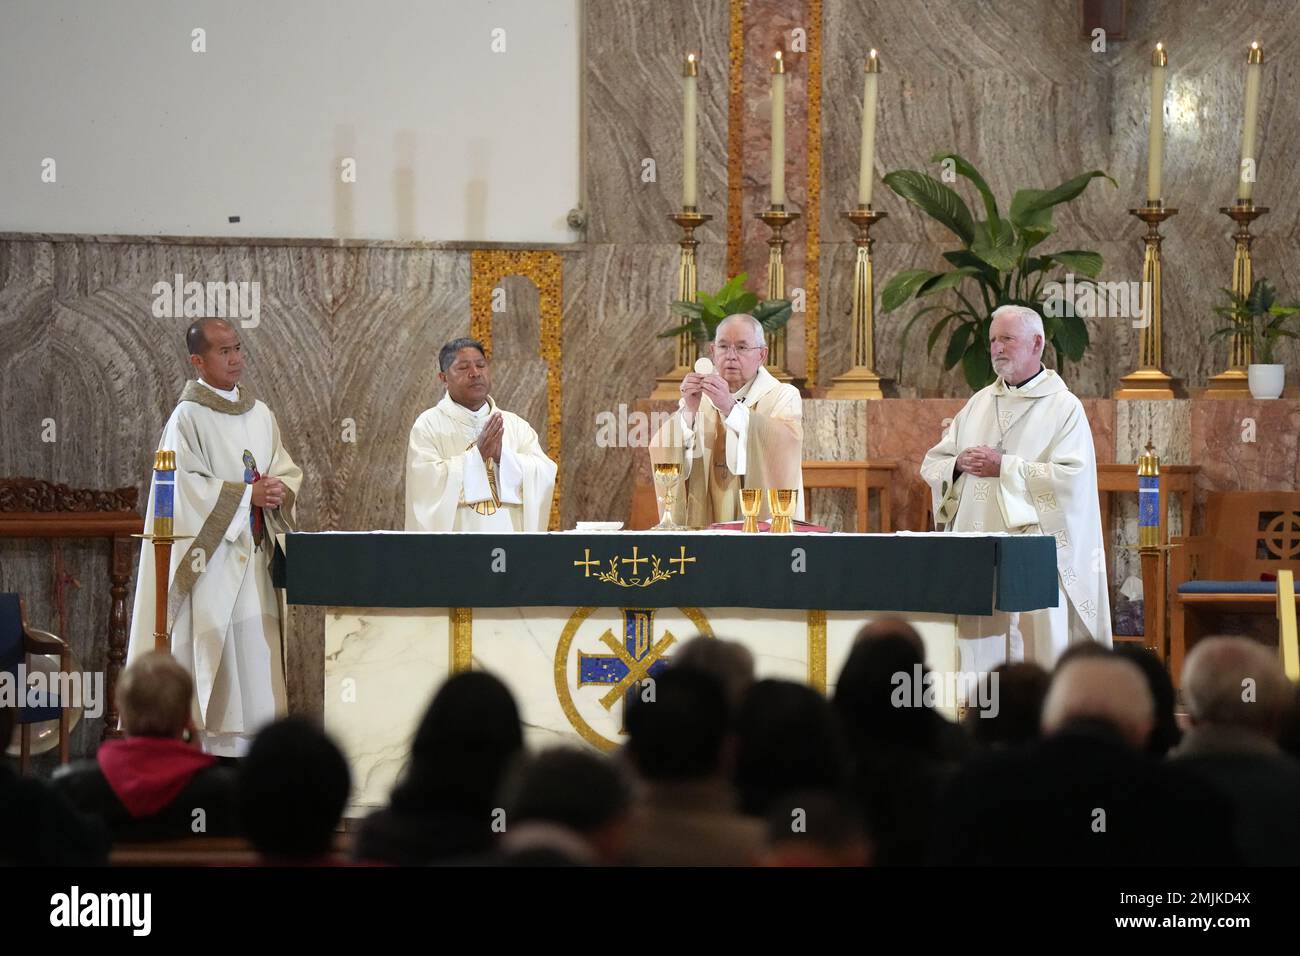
[1170,492,1300,686]
[0,593,74,772]
[801,460,897,532]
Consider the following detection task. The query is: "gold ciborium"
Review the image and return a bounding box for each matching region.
[767,488,797,534]
[651,462,684,531]
[740,488,762,533]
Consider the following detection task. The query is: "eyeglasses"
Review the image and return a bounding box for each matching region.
[713,344,764,355]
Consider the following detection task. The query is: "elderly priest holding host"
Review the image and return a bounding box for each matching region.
[127,317,303,758]
[650,314,804,527]
[921,305,1111,673]
[405,337,557,532]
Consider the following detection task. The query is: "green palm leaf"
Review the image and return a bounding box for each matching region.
[883,170,976,244]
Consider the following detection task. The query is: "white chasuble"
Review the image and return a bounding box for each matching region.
[921,368,1111,672]
[650,366,804,526]
[127,380,303,757]
[404,393,556,532]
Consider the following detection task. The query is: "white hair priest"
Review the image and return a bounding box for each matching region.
[127,318,303,758]
[650,313,804,526]
[921,305,1111,672]
[405,337,556,532]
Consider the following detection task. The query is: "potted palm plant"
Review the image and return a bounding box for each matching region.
[659,273,792,352]
[1212,278,1300,399]
[879,152,1115,391]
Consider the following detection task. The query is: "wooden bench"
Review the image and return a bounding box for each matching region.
[110,832,354,866]
[1170,491,1300,686]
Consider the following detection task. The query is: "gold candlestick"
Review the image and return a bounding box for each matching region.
[827,204,889,399]
[1114,204,1182,399]
[1205,203,1269,398]
[652,210,714,400]
[757,206,799,384]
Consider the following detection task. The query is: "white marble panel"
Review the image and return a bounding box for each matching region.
[324,607,450,815]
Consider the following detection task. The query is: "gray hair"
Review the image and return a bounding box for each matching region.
[1183,636,1290,735]
[991,305,1045,345]
[438,337,487,373]
[714,313,766,347]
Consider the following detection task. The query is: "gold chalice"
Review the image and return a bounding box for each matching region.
[651,462,684,531]
[739,488,762,533]
[767,488,797,533]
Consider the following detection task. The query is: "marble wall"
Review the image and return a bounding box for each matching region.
[816,0,1300,394]
[5,0,1300,760]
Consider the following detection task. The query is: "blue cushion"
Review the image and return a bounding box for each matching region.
[0,592,67,723]
[0,593,23,669]
[1178,580,1300,595]
[18,706,61,723]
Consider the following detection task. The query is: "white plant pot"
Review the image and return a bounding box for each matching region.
[1247,363,1285,400]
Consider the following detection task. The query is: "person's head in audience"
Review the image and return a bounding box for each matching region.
[1114,645,1182,755]
[760,790,870,867]
[673,636,754,714]
[498,747,633,864]
[117,651,196,740]
[832,618,941,752]
[733,679,847,816]
[240,717,351,861]
[1181,636,1291,742]
[625,667,730,783]
[1053,639,1112,671]
[1042,656,1153,750]
[391,671,523,817]
[964,662,1050,748]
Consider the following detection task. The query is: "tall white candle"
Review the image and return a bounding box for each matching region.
[1238,42,1263,202]
[1146,43,1166,205]
[857,49,880,206]
[683,53,698,208]
[771,50,786,206]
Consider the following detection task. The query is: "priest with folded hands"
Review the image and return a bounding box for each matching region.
[405,337,556,532]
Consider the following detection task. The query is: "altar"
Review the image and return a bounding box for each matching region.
[283,530,1057,813]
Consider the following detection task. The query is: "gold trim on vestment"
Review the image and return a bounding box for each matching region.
[166,480,247,630]
[179,380,257,416]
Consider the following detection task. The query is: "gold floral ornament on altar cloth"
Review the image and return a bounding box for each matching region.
[469,249,563,530]
[573,545,697,589]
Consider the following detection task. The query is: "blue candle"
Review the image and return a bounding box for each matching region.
[152,449,176,538]
[1137,444,1160,549]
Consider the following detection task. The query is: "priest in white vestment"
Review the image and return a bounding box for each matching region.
[405,337,556,532]
[650,314,804,526]
[921,305,1111,673]
[127,318,303,758]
